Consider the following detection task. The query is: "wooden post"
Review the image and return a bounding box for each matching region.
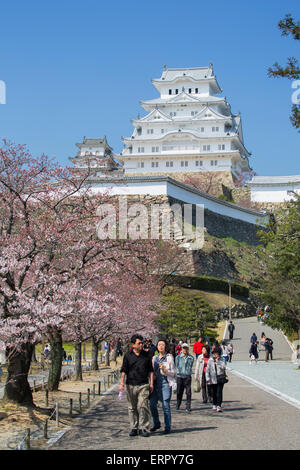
[44,419,48,439]
[56,402,59,427]
[79,392,82,412]
[87,388,90,407]
[25,428,30,450]
[93,384,96,399]
[69,398,73,417]
[45,389,49,407]
[98,381,101,395]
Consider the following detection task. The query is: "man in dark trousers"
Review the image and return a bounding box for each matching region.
[228,321,235,340]
[120,334,154,437]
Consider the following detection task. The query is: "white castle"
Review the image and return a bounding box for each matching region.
[69,65,299,205]
[119,64,251,181]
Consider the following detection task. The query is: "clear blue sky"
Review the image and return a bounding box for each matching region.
[0,0,299,176]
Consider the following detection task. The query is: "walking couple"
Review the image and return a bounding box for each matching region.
[120,335,194,436]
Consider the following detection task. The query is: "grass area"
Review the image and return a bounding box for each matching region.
[179,287,247,309]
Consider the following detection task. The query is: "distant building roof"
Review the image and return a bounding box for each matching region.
[157,66,214,82]
[248,175,300,186]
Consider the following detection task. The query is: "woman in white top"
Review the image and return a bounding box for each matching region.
[221,341,229,362]
[149,339,176,434]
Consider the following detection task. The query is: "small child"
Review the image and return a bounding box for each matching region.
[227,343,234,362]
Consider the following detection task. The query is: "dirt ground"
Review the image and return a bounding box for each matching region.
[0,360,121,450]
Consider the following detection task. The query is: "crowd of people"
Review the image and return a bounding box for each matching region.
[249,331,274,363]
[119,334,230,437]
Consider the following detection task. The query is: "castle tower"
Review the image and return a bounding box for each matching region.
[119,65,251,185]
[69,136,123,178]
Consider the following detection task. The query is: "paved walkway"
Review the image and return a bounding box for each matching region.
[50,374,300,450]
[50,317,300,450]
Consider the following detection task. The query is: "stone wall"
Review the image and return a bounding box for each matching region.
[125,170,235,193]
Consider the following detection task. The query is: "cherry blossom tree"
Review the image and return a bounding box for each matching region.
[0,140,179,404]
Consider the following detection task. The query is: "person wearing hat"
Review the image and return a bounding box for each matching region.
[175,343,194,412]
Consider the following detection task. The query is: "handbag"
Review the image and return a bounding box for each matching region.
[214,361,229,384]
[193,379,201,393]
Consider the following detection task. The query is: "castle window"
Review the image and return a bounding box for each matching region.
[189,88,192,94]
[151,161,159,168]
[203,145,211,151]
[161,129,164,134]
[195,88,198,93]
[218,144,225,150]
[138,162,145,168]
[175,89,178,94]
[166,161,174,167]
[138,147,144,153]
[147,129,154,134]
[169,89,172,95]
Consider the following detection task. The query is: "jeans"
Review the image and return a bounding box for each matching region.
[211,383,224,407]
[201,372,213,403]
[177,376,192,410]
[150,379,172,431]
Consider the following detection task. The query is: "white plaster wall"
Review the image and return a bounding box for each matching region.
[89,180,267,226]
[251,186,300,202]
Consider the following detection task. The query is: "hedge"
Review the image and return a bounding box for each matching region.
[167,274,249,298]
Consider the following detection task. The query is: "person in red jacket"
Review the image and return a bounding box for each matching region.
[193,337,204,359]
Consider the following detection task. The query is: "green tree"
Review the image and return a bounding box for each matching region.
[258,195,300,339]
[268,14,300,130]
[155,289,217,340]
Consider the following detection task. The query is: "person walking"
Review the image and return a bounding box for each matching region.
[249,341,259,364]
[228,321,235,340]
[120,334,154,437]
[176,341,183,356]
[193,337,203,360]
[194,345,213,404]
[169,339,176,360]
[149,339,176,434]
[206,348,227,412]
[227,343,234,362]
[212,340,222,355]
[221,341,229,362]
[264,338,272,362]
[175,343,194,412]
[116,338,123,357]
[250,333,258,344]
[266,337,274,360]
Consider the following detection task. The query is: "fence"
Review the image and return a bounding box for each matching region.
[17,369,121,450]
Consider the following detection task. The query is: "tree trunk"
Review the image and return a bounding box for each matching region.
[4,343,34,405]
[48,331,63,391]
[91,337,99,371]
[31,345,37,363]
[75,342,83,381]
[105,342,110,367]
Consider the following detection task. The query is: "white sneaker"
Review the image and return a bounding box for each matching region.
[217,406,222,412]
[212,405,217,410]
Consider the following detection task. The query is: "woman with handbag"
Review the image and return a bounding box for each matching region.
[194,345,213,404]
[205,348,228,412]
[149,339,176,434]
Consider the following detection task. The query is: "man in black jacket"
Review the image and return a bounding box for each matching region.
[228,321,235,340]
[120,334,154,437]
